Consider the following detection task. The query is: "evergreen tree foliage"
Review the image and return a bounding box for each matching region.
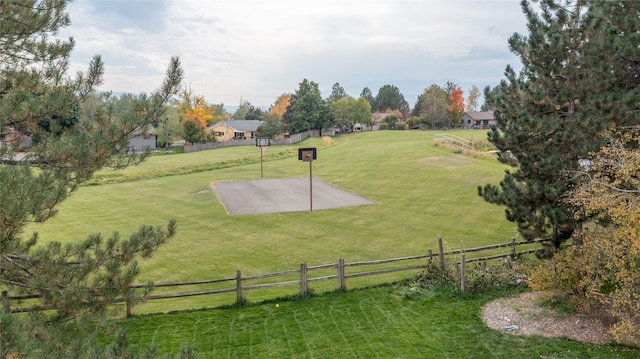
[0,1,185,356]
[326,82,349,104]
[478,0,640,247]
[232,99,264,121]
[373,84,409,114]
[287,79,332,133]
[359,87,375,111]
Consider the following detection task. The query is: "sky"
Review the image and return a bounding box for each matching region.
[61,0,529,110]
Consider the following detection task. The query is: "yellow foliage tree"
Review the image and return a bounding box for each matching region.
[269,93,291,118]
[176,85,216,127]
[528,131,640,345]
[185,105,212,129]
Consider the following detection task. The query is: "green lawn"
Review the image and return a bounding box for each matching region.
[27,130,516,313]
[25,130,640,357]
[119,285,639,358]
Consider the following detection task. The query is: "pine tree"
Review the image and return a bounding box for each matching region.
[477,0,640,248]
[289,79,332,133]
[373,84,409,114]
[326,82,348,104]
[0,1,183,356]
[359,87,375,111]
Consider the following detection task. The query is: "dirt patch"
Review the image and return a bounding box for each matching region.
[482,291,614,344]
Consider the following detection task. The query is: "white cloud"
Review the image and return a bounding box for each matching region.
[62,0,527,108]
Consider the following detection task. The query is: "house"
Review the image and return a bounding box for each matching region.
[206,120,263,142]
[461,111,495,129]
[128,125,157,152]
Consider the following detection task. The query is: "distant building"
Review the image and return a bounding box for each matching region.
[128,125,157,152]
[461,111,495,129]
[206,120,263,142]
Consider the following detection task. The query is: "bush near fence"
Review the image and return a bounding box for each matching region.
[2,237,545,317]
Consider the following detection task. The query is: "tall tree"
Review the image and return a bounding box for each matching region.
[443,81,458,104]
[360,87,375,110]
[327,82,349,104]
[374,84,409,114]
[269,93,291,118]
[182,116,206,144]
[157,104,182,150]
[448,87,465,127]
[330,96,372,132]
[255,112,283,138]
[0,1,184,356]
[466,84,480,112]
[288,79,332,133]
[176,85,218,127]
[419,85,448,129]
[478,0,640,248]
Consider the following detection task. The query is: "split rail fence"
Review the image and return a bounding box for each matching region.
[2,237,545,317]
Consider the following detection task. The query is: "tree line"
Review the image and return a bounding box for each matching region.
[156,79,484,144]
[78,78,483,146]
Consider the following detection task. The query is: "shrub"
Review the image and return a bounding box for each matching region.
[463,257,529,293]
[398,257,529,298]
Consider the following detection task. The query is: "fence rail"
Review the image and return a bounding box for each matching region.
[2,237,545,316]
[434,133,475,150]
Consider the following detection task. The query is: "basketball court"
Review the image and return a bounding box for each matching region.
[213,178,375,215]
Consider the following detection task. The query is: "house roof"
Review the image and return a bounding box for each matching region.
[132,124,156,136]
[207,120,263,132]
[464,111,494,120]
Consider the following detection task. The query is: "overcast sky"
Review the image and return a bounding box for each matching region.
[61,0,528,109]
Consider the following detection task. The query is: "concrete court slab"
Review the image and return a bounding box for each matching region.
[213,178,375,215]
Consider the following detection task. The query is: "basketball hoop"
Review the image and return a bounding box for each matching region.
[256,138,270,179]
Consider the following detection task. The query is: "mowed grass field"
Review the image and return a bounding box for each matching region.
[26,130,640,358]
[119,286,638,358]
[27,130,517,313]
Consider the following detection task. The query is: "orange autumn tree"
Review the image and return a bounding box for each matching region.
[528,130,640,345]
[179,94,213,129]
[269,93,291,118]
[447,87,465,128]
[175,85,221,144]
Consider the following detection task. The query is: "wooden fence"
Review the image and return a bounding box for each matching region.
[182,130,321,153]
[2,237,545,317]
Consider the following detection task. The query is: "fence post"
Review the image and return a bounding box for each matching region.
[427,249,433,265]
[438,237,445,270]
[2,291,9,312]
[510,237,516,257]
[125,295,132,318]
[460,253,466,292]
[337,258,346,290]
[300,263,308,296]
[236,270,243,304]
